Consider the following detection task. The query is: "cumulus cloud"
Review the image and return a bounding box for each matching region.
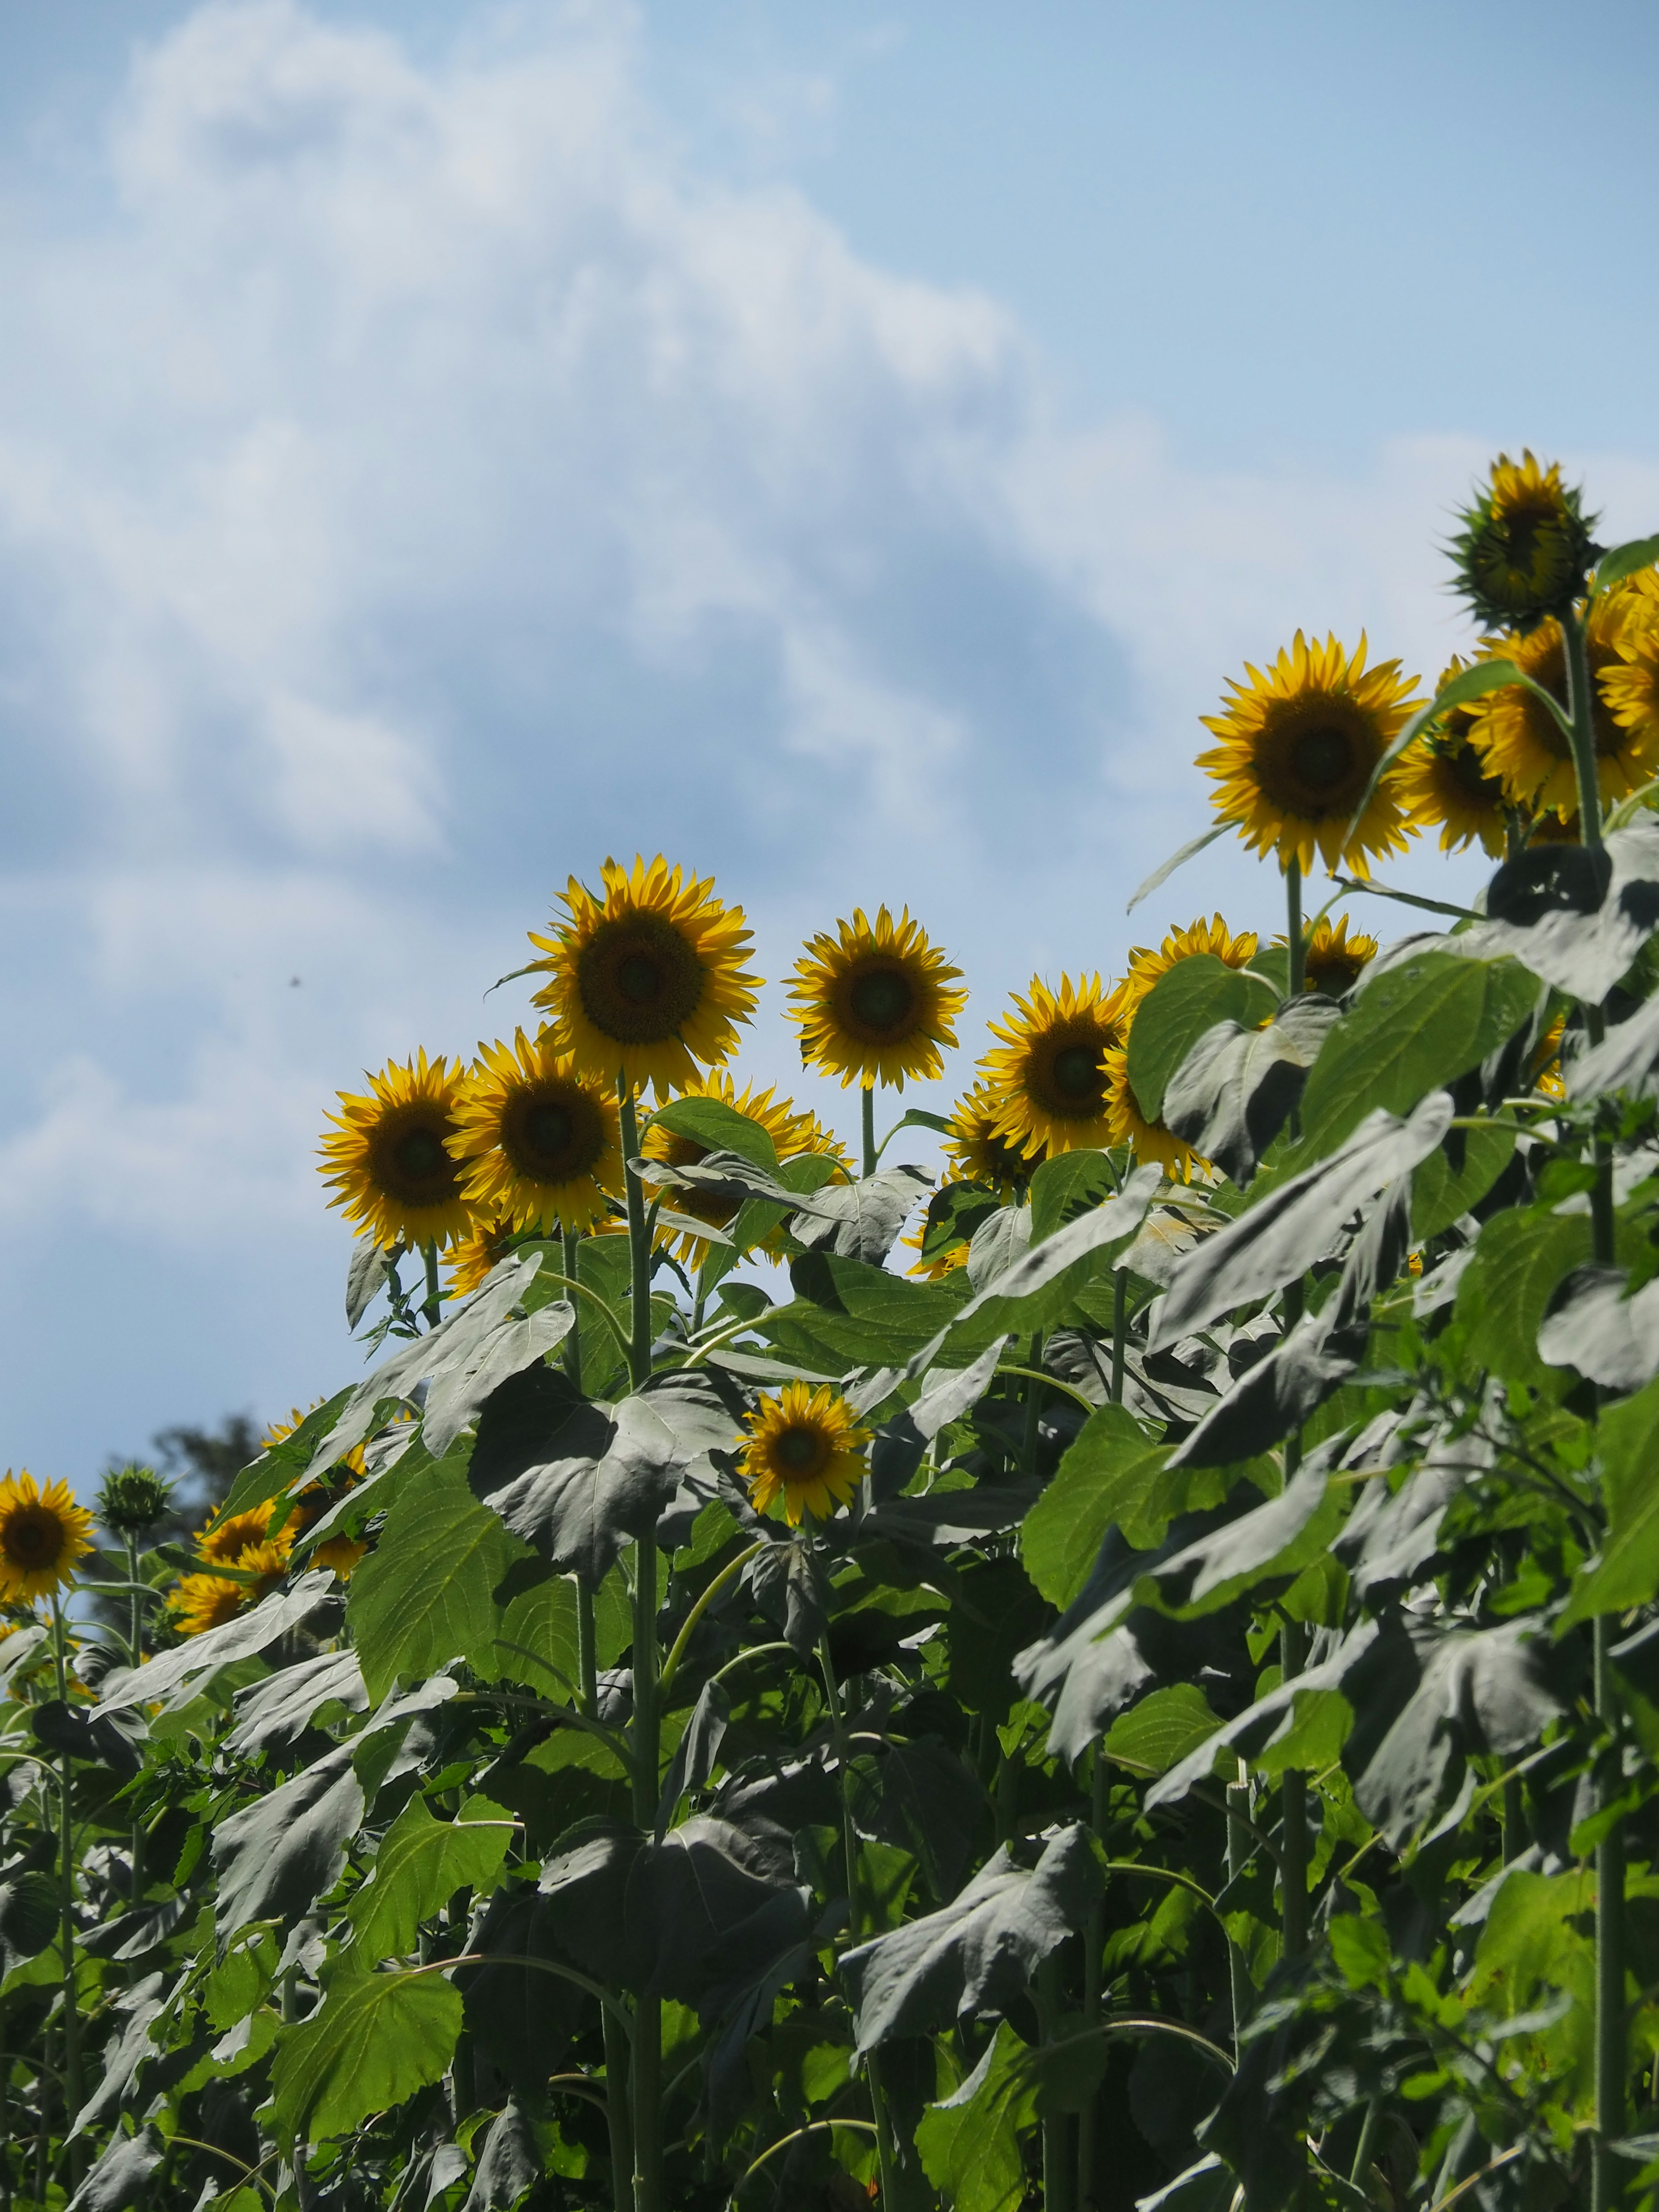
[2,0,1654,1474]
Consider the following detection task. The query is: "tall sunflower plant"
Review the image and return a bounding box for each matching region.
[15,459,1659,2212]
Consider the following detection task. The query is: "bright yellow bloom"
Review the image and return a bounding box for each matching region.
[0,1472,94,1603]
[171,1542,290,1637]
[1103,1048,1195,1180]
[446,1216,524,1299]
[1125,915,1258,1004]
[1450,451,1597,632]
[527,855,760,1099]
[900,1224,972,1280]
[319,1049,473,1252]
[1531,1013,1567,1102]
[1199,632,1423,876]
[1290,916,1378,998]
[1602,568,1659,774]
[640,1070,849,1267]
[740,1383,870,1526]
[1469,594,1659,822]
[261,1408,372,1580]
[1396,656,1511,857]
[944,1082,1044,1196]
[450,1031,622,1236]
[196,1507,284,1567]
[788,906,967,1091]
[981,974,1131,1157]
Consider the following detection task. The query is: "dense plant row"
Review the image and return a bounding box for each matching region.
[6,453,1659,2212]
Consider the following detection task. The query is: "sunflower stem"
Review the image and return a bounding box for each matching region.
[861,1084,877,1180]
[577,1580,598,1716]
[1561,602,1605,854]
[1285,858,1305,997]
[629,1529,662,2212]
[1022,1330,1045,1478]
[1593,1612,1626,2212]
[619,1085,653,1389]
[561,1223,584,1391]
[48,1593,82,2167]
[125,1532,145,1897]
[1227,1757,1254,2061]
[1109,1268,1128,1405]
[421,1243,441,1330]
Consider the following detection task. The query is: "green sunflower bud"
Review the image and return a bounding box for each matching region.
[96,1462,173,1535]
[1449,450,1599,633]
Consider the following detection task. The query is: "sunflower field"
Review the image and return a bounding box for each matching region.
[10,454,1659,2212]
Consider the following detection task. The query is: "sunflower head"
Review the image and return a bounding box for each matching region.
[1287,916,1378,999]
[788,907,967,1091]
[1198,633,1424,877]
[449,1031,622,1236]
[1449,451,1598,633]
[740,1382,871,1526]
[1103,1049,1194,1180]
[96,1462,172,1536]
[527,856,760,1099]
[447,1216,524,1300]
[0,1471,95,1603]
[169,1541,290,1637]
[1125,915,1259,1004]
[944,1082,1044,1197]
[981,974,1131,1157]
[1601,568,1659,772]
[1396,658,1511,857]
[900,1220,973,1279]
[196,1505,286,1567]
[641,1071,850,1266]
[320,1049,472,1252]
[1468,596,1659,822]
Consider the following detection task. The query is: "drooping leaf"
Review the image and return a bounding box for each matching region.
[66,2125,167,2212]
[1164,1308,1367,1468]
[966,1203,1032,1290]
[31,1700,142,1777]
[458,1883,590,2090]
[225,1649,367,1758]
[849,1739,989,1901]
[915,2019,1032,2212]
[212,1747,365,1940]
[1126,823,1227,913]
[463,2097,548,2212]
[842,1827,1101,2049]
[99,1572,342,1713]
[1568,988,1659,1100]
[1472,826,1659,1003]
[348,1461,529,1702]
[1029,1150,1118,1241]
[0,1870,59,1977]
[346,1238,394,1333]
[1162,995,1341,1184]
[1150,1091,1452,1348]
[657,1679,731,1834]
[1333,1429,1493,1601]
[1538,1264,1659,1390]
[1100,1683,1223,1777]
[1455,1204,1594,1387]
[791,1163,934,1266]
[347,1794,515,1961]
[1019,1403,1170,1607]
[1126,955,1280,1124]
[1410,1119,1516,1242]
[270,1968,464,2147]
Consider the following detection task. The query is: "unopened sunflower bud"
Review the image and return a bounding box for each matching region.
[96,1463,172,1535]
[1449,450,1597,634]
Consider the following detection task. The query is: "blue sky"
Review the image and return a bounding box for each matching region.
[3,0,1658,1494]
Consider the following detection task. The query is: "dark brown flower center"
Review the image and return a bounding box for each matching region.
[502,1082,605,1186]
[833,957,922,1045]
[579,915,705,1044]
[369,1106,462,1210]
[3,1507,61,1569]
[1052,1045,1100,1100]
[1290,726,1353,792]
[775,1425,827,1476]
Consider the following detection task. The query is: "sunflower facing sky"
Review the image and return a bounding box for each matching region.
[789,906,967,1091]
[319,1050,473,1252]
[528,855,760,1099]
[981,973,1130,1157]
[640,1070,849,1266]
[0,1471,94,1602]
[944,1081,1044,1196]
[449,1030,622,1236]
[1469,594,1659,821]
[1449,451,1598,634]
[740,1382,871,1526]
[1125,915,1259,1004]
[1199,632,1423,877]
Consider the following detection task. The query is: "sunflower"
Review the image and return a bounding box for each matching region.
[196,1506,284,1567]
[788,907,967,1091]
[447,1216,525,1300]
[740,1382,871,1526]
[1531,1013,1567,1102]
[1103,1048,1195,1180]
[1125,915,1259,1004]
[943,1082,1044,1197]
[1396,657,1511,856]
[0,1471,95,1602]
[528,855,760,1099]
[900,1219,972,1280]
[1449,451,1597,633]
[171,1542,291,1637]
[1292,916,1378,998]
[449,1031,622,1237]
[981,974,1131,1157]
[320,1049,472,1252]
[641,1071,850,1266]
[1602,569,1659,774]
[261,1408,372,1580]
[1198,632,1424,877]
[1528,808,1581,846]
[1468,596,1659,821]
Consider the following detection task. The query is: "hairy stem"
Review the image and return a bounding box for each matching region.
[1109,1267,1128,1406]
[422,1242,441,1329]
[619,1085,652,1388]
[861,1083,877,1181]
[630,1531,661,2212]
[1278,1616,1309,1961]
[49,1596,81,2164]
[1561,602,1605,853]
[1593,1613,1626,2212]
[1227,1758,1254,2059]
[561,1221,583,1390]
[1285,855,1305,997]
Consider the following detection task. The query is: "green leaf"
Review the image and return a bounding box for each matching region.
[347,1461,529,1702]
[1126,956,1278,1123]
[1343,658,1525,844]
[1565,1374,1659,1621]
[1592,533,1659,597]
[347,1794,515,1961]
[493,1560,582,1694]
[1020,1404,1169,1607]
[1455,1206,1593,1388]
[915,2019,1033,2212]
[271,1968,464,2146]
[1029,1151,1117,1243]
[1127,824,1227,915]
[1299,950,1539,1156]
[1328,1912,1390,1991]
[1410,1121,1516,1243]
[646,1095,780,1172]
[1101,1684,1223,1777]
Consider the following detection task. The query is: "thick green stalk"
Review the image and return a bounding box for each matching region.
[861,1084,877,1180]
[1109,1268,1127,1405]
[125,1533,145,1898]
[1226,1758,1253,2059]
[422,1242,441,1329]
[48,1598,81,2150]
[560,1223,583,1390]
[582,1566,632,2212]
[1037,1952,1077,2212]
[1285,856,1305,996]
[618,1085,653,1387]
[1278,1617,1309,1961]
[1349,2097,1382,2196]
[1077,1750,1108,2209]
[576,1581,598,1719]
[1593,1615,1626,2212]
[630,1533,662,2212]
[1022,1330,1046,1478]
[1560,603,1605,853]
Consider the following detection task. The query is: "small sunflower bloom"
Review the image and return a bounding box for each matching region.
[320,1049,472,1252]
[1280,916,1378,998]
[447,1216,524,1300]
[0,1472,95,1603]
[1601,568,1659,772]
[1199,632,1424,877]
[981,974,1130,1157]
[1396,656,1511,857]
[1125,915,1259,1005]
[943,1081,1045,1197]
[900,1221,972,1280]
[528,855,760,1099]
[170,1541,291,1637]
[261,1408,372,1580]
[196,1506,285,1567]
[740,1383,871,1526]
[1449,451,1598,633]
[789,907,967,1091]
[1103,1048,1195,1181]
[1469,594,1659,823]
[641,1071,850,1267]
[450,1031,622,1237]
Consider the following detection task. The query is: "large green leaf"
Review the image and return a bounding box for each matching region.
[347,1462,529,1702]
[346,1794,515,1961]
[647,1095,780,1171]
[1125,955,1278,1123]
[1592,533,1659,597]
[915,2020,1033,2212]
[212,1748,365,1939]
[1101,1684,1223,1777]
[1029,1151,1116,1242]
[1455,1205,1593,1387]
[1410,1120,1515,1242]
[1298,950,1538,1156]
[270,1967,464,2146]
[1565,1374,1659,1621]
[1019,1404,1170,1608]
